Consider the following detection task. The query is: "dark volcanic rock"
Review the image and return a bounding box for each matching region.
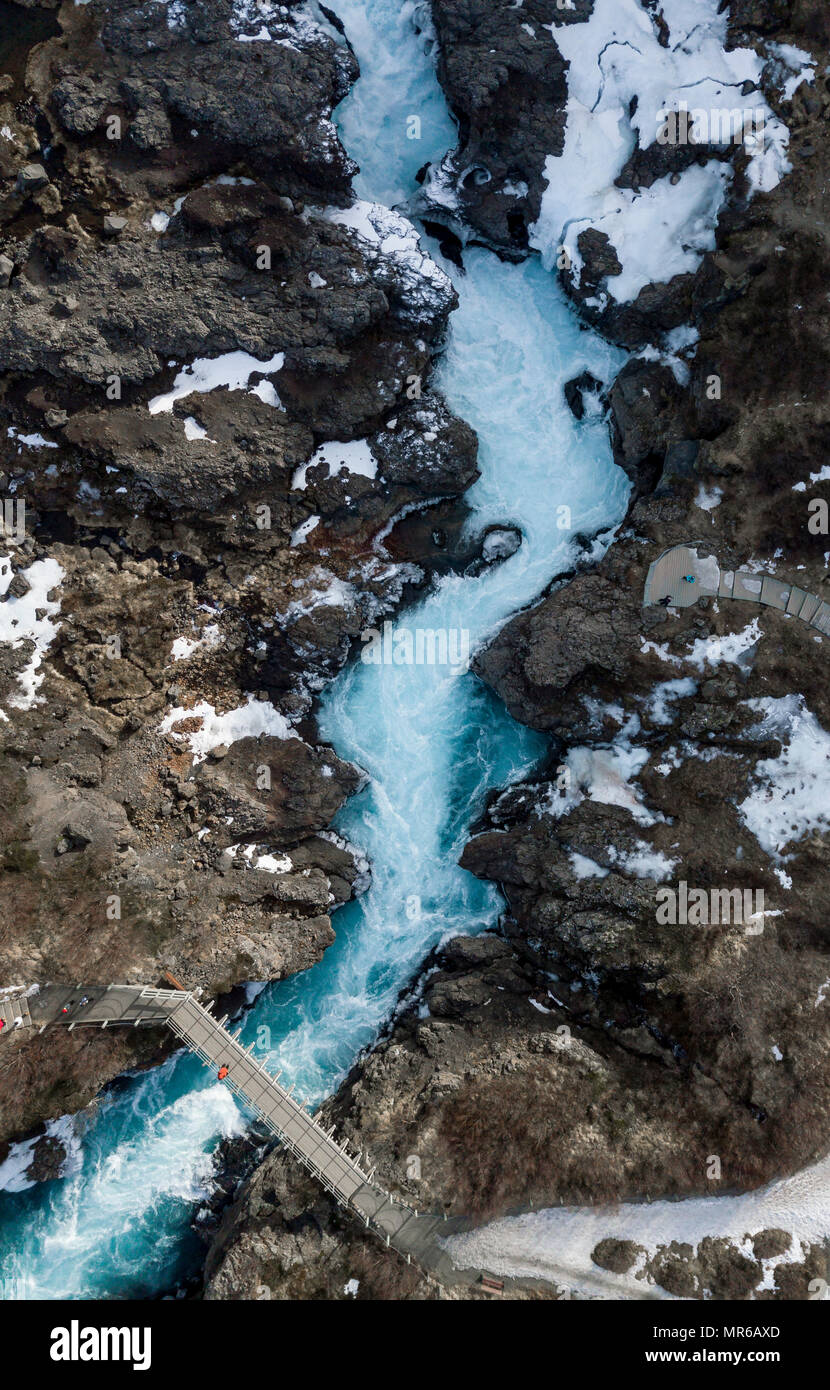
[25,1129,67,1183]
[473,571,642,730]
[752,1228,792,1261]
[591,1237,644,1275]
[193,735,362,841]
[563,370,604,421]
[70,0,357,196]
[424,0,591,252]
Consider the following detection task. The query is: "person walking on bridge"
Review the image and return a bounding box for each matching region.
[217,1064,229,1081]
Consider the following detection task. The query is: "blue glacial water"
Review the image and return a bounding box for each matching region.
[0,0,628,1298]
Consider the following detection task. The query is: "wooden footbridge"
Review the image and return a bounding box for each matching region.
[643,543,830,636]
[0,984,466,1283]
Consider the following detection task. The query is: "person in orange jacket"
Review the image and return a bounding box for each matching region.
[217,1064,229,1081]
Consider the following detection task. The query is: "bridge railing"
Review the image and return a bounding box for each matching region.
[157,991,388,1217]
[140,988,429,1249]
[162,992,434,1254]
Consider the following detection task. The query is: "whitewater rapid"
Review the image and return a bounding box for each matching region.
[0,0,627,1297]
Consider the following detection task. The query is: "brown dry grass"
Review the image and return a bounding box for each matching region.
[346,1238,433,1301]
[437,1064,779,1221]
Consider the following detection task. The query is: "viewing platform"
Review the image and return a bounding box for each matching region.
[643,544,830,636]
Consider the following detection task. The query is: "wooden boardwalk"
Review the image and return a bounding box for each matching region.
[644,544,830,635]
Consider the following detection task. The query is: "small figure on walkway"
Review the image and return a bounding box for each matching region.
[217,1064,229,1081]
[683,574,695,584]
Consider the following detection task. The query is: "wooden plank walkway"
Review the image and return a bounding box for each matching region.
[644,544,830,637]
[157,989,375,1211]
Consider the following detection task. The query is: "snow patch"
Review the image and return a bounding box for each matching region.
[543,737,656,827]
[292,439,377,491]
[290,515,320,547]
[8,427,57,451]
[695,483,723,512]
[641,677,697,726]
[607,840,677,882]
[569,851,609,880]
[531,0,793,303]
[224,843,293,874]
[0,555,64,711]
[148,352,284,414]
[170,624,222,662]
[792,464,830,493]
[183,416,215,443]
[739,695,830,857]
[159,694,296,761]
[641,618,762,672]
[768,42,817,103]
